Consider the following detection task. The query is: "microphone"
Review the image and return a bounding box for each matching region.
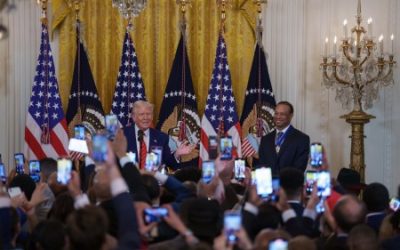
[137,129,144,142]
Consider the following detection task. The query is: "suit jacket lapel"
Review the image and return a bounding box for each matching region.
[277,126,295,156]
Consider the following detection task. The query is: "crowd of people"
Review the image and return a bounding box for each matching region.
[0,100,399,250]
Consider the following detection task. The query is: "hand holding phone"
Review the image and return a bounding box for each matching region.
[317,171,331,197]
[74,125,85,140]
[305,170,318,196]
[92,134,108,163]
[0,163,6,183]
[144,207,168,224]
[255,167,273,198]
[208,136,218,160]
[145,153,160,172]
[234,159,245,181]
[105,114,119,140]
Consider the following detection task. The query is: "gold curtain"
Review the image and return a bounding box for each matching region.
[51,0,258,120]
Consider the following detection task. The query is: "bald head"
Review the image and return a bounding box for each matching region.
[333,195,367,233]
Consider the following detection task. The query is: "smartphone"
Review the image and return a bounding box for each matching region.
[220,136,233,160]
[310,142,323,168]
[0,163,6,183]
[145,153,159,172]
[255,167,273,198]
[208,136,219,160]
[390,198,400,211]
[305,170,318,196]
[74,125,85,140]
[92,134,108,163]
[316,197,326,213]
[57,158,72,185]
[202,161,215,184]
[269,238,288,250]
[144,207,168,224]
[317,171,331,197]
[14,153,25,175]
[29,160,41,183]
[151,146,163,167]
[105,114,119,140]
[8,187,22,198]
[234,159,245,181]
[270,177,280,202]
[224,211,241,244]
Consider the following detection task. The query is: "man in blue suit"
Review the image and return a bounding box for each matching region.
[123,100,194,170]
[258,101,310,175]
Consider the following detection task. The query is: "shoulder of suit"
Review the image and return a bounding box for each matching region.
[290,127,309,138]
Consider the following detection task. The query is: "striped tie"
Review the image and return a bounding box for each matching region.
[138,130,147,169]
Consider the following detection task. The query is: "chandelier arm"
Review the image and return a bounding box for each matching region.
[331,67,352,85]
[342,44,356,65]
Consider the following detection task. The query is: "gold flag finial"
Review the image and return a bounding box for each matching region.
[253,0,267,46]
[176,0,192,38]
[37,0,48,24]
[216,0,232,33]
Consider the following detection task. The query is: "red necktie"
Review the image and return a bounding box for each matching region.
[138,130,147,169]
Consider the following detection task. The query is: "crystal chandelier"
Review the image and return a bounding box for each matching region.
[112,0,147,22]
[321,0,396,111]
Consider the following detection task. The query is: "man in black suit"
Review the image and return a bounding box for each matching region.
[123,100,194,170]
[258,101,310,175]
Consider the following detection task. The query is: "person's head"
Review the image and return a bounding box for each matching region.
[39,158,57,183]
[332,195,367,233]
[337,168,366,196]
[66,205,108,250]
[254,203,282,237]
[47,192,74,223]
[279,168,304,200]
[362,182,389,212]
[174,167,202,183]
[141,174,161,202]
[30,220,66,250]
[347,224,380,250]
[9,174,36,200]
[274,101,294,130]
[92,169,111,202]
[288,236,316,250]
[131,100,154,130]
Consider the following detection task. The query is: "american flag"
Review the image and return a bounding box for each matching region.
[199,33,242,162]
[24,24,69,160]
[240,43,275,158]
[111,30,147,127]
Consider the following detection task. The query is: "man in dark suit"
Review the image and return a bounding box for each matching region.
[258,101,310,175]
[123,100,194,170]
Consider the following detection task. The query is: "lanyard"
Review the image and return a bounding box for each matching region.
[275,126,290,147]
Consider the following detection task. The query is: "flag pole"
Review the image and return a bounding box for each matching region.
[73,0,82,124]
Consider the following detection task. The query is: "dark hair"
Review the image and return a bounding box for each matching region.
[255,203,281,233]
[277,101,294,114]
[347,224,380,250]
[362,182,389,212]
[66,205,108,250]
[279,168,304,198]
[47,192,74,223]
[39,158,57,183]
[30,220,66,250]
[333,195,367,233]
[142,174,161,200]
[9,174,36,200]
[174,167,202,183]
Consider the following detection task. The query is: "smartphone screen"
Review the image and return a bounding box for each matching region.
[310,142,323,168]
[202,161,215,184]
[57,158,72,185]
[92,135,108,163]
[29,160,41,183]
[390,198,400,211]
[145,153,159,172]
[270,177,280,202]
[74,125,85,140]
[224,211,241,244]
[317,171,331,197]
[151,146,163,167]
[305,170,318,196]
[14,153,25,175]
[0,163,6,183]
[144,207,168,224]
[255,167,273,198]
[208,136,218,160]
[105,114,119,140]
[8,187,22,198]
[220,136,233,160]
[269,238,288,250]
[234,159,245,181]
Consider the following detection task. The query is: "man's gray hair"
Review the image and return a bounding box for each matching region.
[132,100,154,114]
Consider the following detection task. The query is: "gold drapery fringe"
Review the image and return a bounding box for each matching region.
[51,0,259,120]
